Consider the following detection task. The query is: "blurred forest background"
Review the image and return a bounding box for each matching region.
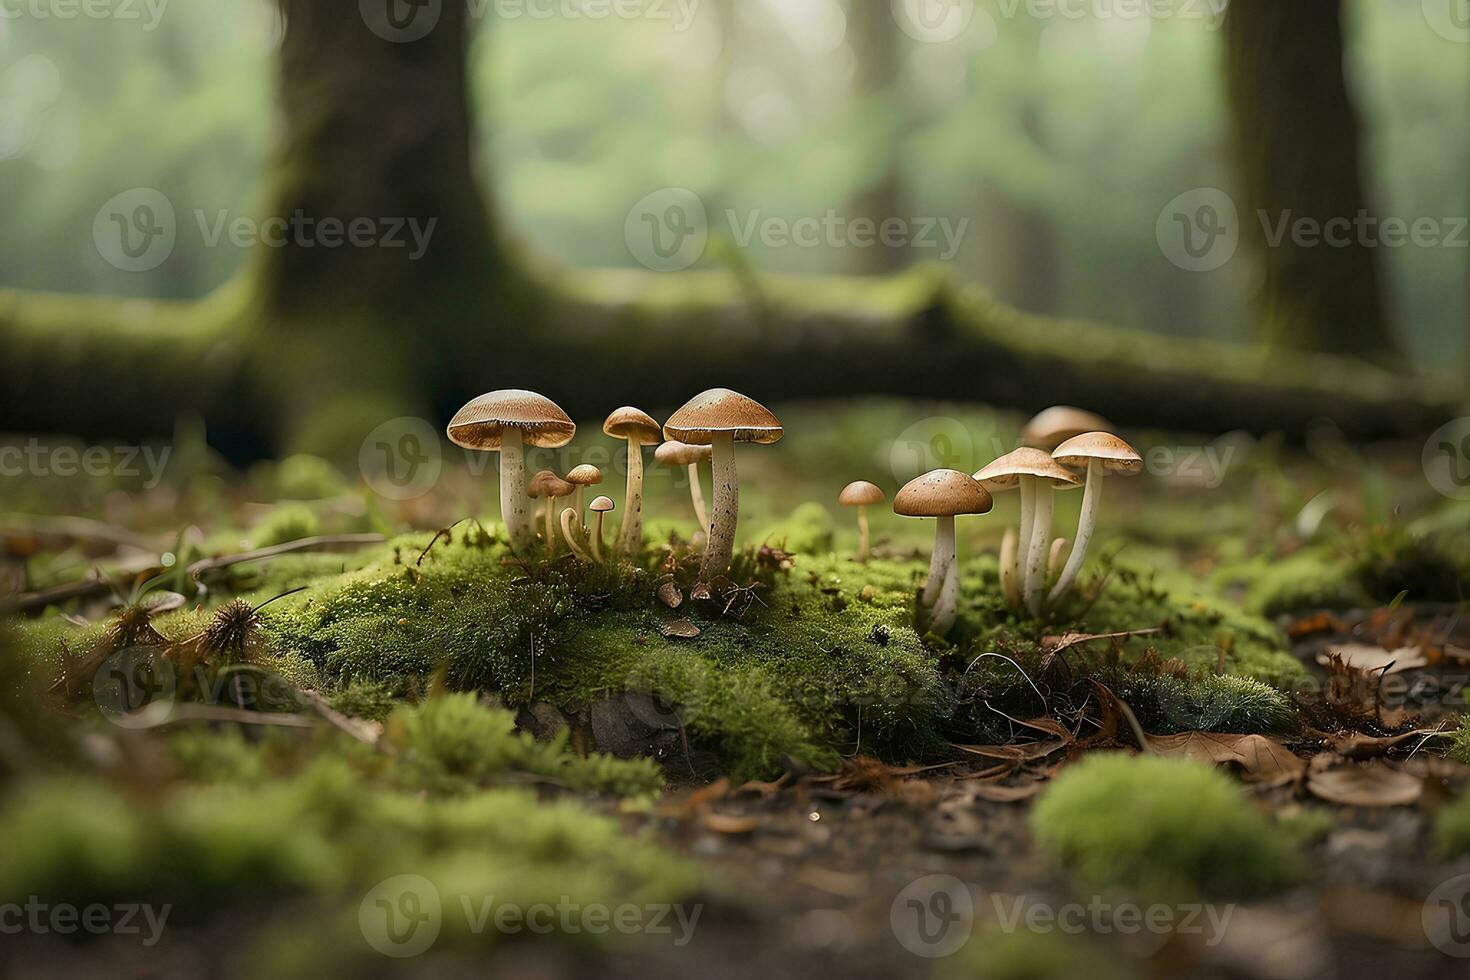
[0,0,1467,457]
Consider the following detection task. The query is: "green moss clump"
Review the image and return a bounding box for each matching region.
[1102,672,1298,735]
[755,502,834,555]
[329,678,401,722]
[1245,551,1371,617]
[1449,713,1470,767]
[387,693,664,797]
[1434,783,1470,858]
[1031,754,1305,901]
[944,930,1139,980]
[251,503,322,548]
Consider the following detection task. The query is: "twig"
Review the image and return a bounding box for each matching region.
[0,514,154,550]
[187,534,385,580]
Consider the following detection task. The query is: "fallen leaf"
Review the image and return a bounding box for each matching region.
[1039,628,1161,657]
[658,618,700,639]
[1329,727,1453,760]
[1318,644,1427,675]
[701,811,758,835]
[1147,731,1306,785]
[656,578,683,609]
[966,780,1047,803]
[1307,764,1423,807]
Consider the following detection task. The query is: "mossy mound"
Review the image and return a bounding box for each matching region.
[1030,754,1305,901]
[944,929,1140,980]
[1435,783,1470,859]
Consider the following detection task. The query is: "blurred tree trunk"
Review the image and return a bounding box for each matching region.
[845,0,905,274]
[1223,0,1399,361]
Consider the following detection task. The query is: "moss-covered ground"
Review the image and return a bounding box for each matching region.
[4,397,1470,976]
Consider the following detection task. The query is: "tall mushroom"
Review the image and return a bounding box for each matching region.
[975,449,1080,617]
[1049,432,1142,604]
[893,470,992,636]
[664,389,784,582]
[447,390,574,557]
[587,496,615,564]
[838,481,886,561]
[654,440,713,536]
[603,407,663,558]
[564,464,603,531]
[1021,406,1112,452]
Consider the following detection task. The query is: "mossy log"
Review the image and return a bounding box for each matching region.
[0,261,1459,453]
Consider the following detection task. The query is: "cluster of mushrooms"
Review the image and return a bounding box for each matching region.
[446,387,782,583]
[839,407,1142,635]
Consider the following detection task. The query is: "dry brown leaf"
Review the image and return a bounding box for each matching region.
[1329,727,1453,760]
[658,618,700,639]
[701,811,759,835]
[1319,644,1427,675]
[1146,731,1306,785]
[656,578,683,609]
[1307,764,1423,807]
[966,780,1047,803]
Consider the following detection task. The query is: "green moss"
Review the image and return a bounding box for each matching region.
[1101,672,1298,735]
[1435,786,1470,858]
[754,502,834,555]
[1245,550,1371,617]
[250,503,322,548]
[945,929,1140,980]
[1031,754,1305,901]
[329,678,401,722]
[1450,714,1470,767]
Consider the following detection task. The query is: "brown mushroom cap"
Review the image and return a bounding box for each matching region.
[654,440,713,467]
[893,470,993,518]
[1021,406,1112,452]
[447,389,576,450]
[527,470,573,499]
[602,407,662,446]
[589,496,616,513]
[838,480,886,507]
[973,448,1083,492]
[565,464,604,486]
[1052,432,1143,475]
[663,389,783,446]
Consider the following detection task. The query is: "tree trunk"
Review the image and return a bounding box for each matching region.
[845,0,906,275]
[1223,0,1399,360]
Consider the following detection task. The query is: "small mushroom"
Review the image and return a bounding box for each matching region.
[838,481,886,561]
[559,508,594,563]
[527,470,574,551]
[893,469,992,636]
[975,448,1080,617]
[1021,406,1113,452]
[564,464,603,531]
[447,390,575,557]
[998,527,1020,609]
[663,389,783,582]
[603,407,663,558]
[654,440,714,536]
[587,495,615,564]
[1048,432,1142,604]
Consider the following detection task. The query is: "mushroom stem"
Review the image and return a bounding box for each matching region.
[560,508,594,562]
[1024,481,1054,616]
[1016,476,1036,605]
[1050,459,1101,604]
[573,487,586,532]
[616,439,646,557]
[999,527,1020,609]
[590,512,607,564]
[856,505,871,562]
[499,428,535,556]
[701,431,738,581]
[1048,537,1070,587]
[688,462,710,535]
[922,515,958,634]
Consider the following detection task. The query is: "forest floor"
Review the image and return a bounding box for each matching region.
[3,398,1470,979]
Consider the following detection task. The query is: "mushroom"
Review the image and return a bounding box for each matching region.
[998,528,1021,609]
[663,389,783,582]
[564,463,603,531]
[1021,406,1112,452]
[893,469,992,636]
[975,448,1080,617]
[654,440,713,536]
[1048,431,1142,604]
[838,481,886,561]
[559,508,594,563]
[527,470,574,551]
[587,496,615,564]
[603,407,663,558]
